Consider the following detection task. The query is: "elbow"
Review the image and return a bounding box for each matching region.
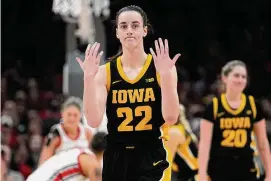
[84,114,101,128]
[163,110,179,125]
[86,119,100,128]
[164,115,178,125]
[88,122,100,128]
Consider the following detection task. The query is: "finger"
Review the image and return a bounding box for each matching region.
[92,43,100,59]
[172,53,181,64]
[164,39,169,55]
[76,57,84,69]
[158,38,165,55]
[85,44,91,58]
[89,42,98,57]
[154,40,160,56]
[149,48,157,60]
[95,51,104,65]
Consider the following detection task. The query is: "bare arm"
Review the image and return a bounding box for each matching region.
[160,66,179,124]
[38,137,60,166]
[254,120,271,179]
[79,154,102,181]
[198,120,213,181]
[84,65,108,128]
[167,127,185,162]
[85,128,93,143]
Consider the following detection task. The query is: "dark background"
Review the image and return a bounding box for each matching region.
[2,0,271,97]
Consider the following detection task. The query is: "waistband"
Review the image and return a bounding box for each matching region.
[105,135,165,150]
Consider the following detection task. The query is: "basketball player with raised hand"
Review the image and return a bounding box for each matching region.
[76,5,180,181]
[198,60,271,181]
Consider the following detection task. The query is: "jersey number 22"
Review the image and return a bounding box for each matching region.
[117,106,152,132]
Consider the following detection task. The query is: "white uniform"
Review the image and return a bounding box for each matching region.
[55,123,89,154]
[27,148,92,181]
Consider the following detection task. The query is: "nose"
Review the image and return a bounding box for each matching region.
[126,26,133,35]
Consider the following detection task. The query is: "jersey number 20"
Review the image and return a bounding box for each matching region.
[221,129,247,147]
[117,106,152,132]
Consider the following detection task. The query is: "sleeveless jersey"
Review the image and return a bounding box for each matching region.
[203,93,263,158]
[26,148,92,181]
[105,54,167,145]
[55,123,89,154]
[171,124,198,180]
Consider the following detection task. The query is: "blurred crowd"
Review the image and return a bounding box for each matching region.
[1,61,271,180]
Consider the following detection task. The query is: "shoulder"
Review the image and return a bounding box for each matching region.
[202,96,219,122]
[48,124,60,137]
[246,95,263,112]
[45,124,61,146]
[78,153,100,174]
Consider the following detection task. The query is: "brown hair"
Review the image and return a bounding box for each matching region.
[221,60,246,77]
[108,5,151,61]
[61,96,82,112]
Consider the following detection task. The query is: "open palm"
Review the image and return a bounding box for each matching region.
[150,38,181,75]
[76,42,104,77]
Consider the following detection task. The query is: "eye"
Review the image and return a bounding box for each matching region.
[120,25,127,29]
[132,24,139,29]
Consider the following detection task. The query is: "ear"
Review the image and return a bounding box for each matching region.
[143,26,148,37]
[116,28,119,39]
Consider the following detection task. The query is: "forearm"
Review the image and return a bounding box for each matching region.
[258,140,271,178]
[160,72,179,124]
[38,149,53,166]
[83,76,102,128]
[198,141,210,180]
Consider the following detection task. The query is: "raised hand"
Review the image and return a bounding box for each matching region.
[76,42,104,77]
[150,38,181,75]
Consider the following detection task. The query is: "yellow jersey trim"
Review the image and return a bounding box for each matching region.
[116,54,152,84]
[221,93,246,115]
[212,97,218,119]
[106,62,111,91]
[248,96,257,119]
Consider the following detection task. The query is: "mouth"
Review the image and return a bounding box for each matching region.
[125,37,135,40]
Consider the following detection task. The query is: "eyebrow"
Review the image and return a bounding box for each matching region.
[119,21,140,25]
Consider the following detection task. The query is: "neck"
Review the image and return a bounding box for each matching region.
[225,90,242,101]
[62,124,78,135]
[121,44,147,68]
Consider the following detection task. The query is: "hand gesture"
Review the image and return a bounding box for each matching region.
[149,38,181,75]
[76,42,104,77]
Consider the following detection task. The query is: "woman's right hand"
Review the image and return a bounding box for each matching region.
[76,42,104,78]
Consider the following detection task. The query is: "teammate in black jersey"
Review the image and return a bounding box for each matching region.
[167,104,198,181]
[198,60,271,181]
[76,5,180,181]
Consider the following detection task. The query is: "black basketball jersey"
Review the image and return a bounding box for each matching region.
[203,93,264,158]
[105,54,167,145]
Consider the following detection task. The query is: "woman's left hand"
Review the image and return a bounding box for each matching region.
[150,38,181,75]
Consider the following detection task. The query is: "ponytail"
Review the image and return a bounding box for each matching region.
[108,47,123,61]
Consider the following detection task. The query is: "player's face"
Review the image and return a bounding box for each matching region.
[224,65,247,92]
[116,11,147,50]
[61,106,81,126]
